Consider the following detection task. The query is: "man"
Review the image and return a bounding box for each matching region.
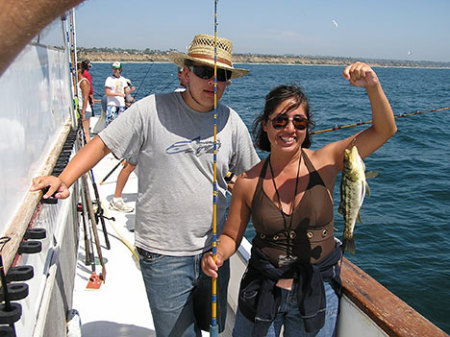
[31,33,259,336]
[104,62,129,126]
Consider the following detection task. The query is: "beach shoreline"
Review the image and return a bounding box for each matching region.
[77,49,450,69]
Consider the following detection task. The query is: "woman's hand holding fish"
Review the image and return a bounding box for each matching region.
[30,176,69,199]
[343,62,379,88]
[340,62,396,160]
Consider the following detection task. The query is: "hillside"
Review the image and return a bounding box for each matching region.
[77,48,450,68]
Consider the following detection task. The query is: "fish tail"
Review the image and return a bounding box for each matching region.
[342,237,356,254]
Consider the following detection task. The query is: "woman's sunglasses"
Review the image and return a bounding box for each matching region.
[268,114,308,130]
[189,65,232,82]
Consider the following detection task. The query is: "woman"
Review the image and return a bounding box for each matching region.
[77,63,92,142]
[201,62,396,337]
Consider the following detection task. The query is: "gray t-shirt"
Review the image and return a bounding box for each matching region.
[99,92,259,256]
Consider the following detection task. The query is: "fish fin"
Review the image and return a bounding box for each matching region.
[365,181,371,197]
[342,238,356,254]
[365,170,379,179]
[357,213,363,225]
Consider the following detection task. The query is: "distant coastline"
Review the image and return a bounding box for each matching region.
[78,47,450,68]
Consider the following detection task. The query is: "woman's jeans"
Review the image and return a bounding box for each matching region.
[138,248,229,337]
[233,281,339,337]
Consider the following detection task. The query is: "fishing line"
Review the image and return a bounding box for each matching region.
[154,72,180,94]
[210,1,219,336]
[134,62,154,96]
[311,106,450,135]
[140,67,179,96]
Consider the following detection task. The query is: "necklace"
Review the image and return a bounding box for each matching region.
[268,152,302,259]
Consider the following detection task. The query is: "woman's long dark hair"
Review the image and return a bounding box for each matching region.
[253,84,315,152]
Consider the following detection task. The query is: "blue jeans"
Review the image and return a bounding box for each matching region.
[233,281,339,337]
[138,248,229,337]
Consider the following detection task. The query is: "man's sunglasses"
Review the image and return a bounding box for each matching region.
[268,114,308,130]
[189,65,232,82]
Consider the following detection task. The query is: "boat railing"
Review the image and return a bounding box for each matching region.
[1,120,73,274]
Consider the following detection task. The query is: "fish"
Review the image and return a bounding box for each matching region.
[338,146,377,253]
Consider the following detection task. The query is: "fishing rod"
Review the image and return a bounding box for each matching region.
[76,119,111,250]
[66,11,79,129]
[311,106,450,135]
[99,159,125,185]
[210,1,219,336]
[88,168,112,250]
[79,175,95,266]
[81,173,106,288]
[66,13,97,271]
[75,123,106,288]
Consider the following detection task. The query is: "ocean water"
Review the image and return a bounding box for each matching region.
[90,63,450,333]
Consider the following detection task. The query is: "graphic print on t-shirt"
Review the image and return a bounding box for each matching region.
[166,136,222,156]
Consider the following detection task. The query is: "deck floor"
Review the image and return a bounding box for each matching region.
[72,153,156,336]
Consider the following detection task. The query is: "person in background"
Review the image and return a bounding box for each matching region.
[109,158,137,213]
[97,85,136,213]
[81,59,95,116]
[202,62,397,337]
[77,62,92,143]
[109,77,137,213]
[125,78,136,107]
[31,33,260,336]
[112,67,187,213]
[104,62,129,126]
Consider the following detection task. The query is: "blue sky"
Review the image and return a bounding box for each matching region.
[44,0,450,62]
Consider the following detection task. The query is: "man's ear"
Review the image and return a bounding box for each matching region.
[182,66,190,82]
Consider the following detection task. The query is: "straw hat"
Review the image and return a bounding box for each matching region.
[169,34,249,79]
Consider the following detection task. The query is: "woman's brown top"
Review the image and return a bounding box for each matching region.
[251,151,335,265]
